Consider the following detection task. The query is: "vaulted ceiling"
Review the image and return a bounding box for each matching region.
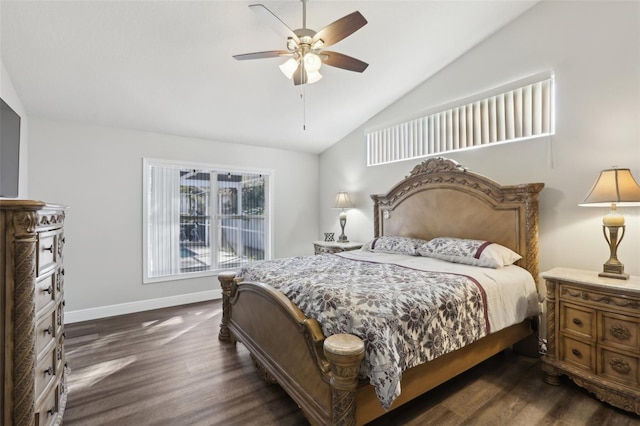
[1,1,538,154]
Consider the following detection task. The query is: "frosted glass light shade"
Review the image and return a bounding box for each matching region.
[303,53,322,72]
[306,70,322,84]
[279,58,299,79]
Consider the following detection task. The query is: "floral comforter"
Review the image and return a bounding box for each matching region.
[239,252,522,410]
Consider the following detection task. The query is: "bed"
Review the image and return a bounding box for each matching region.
[217,157,544,425]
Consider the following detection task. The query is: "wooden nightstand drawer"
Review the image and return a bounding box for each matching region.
[600,312,640,352]
[313,241,362,255]
[560,284,640,314]
[599,347,640,388]
[561,303,596,340]
[560,334,595,372]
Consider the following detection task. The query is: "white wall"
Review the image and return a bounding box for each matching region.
[28,118,319,320]
[319,1,640,278]
[1,60,29,198]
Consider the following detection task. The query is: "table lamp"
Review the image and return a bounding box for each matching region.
[333,192,353,243]
[579,168,640,279]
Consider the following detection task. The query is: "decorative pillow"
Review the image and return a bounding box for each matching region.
[418,237,521,268]
[362,236,429,256]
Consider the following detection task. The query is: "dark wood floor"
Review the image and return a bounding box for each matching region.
[64,300,640,425]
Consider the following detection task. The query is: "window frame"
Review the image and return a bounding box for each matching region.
[142,158,273,284]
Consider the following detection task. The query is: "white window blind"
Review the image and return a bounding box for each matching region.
[366,73,555,166]
[143,159,271,284]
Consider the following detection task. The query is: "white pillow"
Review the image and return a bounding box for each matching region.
[418,237,521,268]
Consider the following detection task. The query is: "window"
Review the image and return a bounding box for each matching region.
[143,159,271,283]
[366,72,555,166]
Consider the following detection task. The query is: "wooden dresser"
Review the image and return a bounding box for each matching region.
[541,267,640,414]
[1,200,68,426]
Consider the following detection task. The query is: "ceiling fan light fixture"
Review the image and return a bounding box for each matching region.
[286,37,298,51]
[303,52,322,73]
[306,70,322,84]
[279,57,299,79]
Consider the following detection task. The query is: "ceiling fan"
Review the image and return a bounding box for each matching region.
[233,0,368,85]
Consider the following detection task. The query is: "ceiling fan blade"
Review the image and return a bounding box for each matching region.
[322,51,368,73]
[233,50,290,60]
[312,11,367,48]
[293,65,307,86]
[249,4,300,44]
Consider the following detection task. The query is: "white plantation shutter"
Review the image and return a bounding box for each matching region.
[366,73,554,166]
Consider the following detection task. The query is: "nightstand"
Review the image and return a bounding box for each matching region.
[541,267,640,414]
[313,241,363,255]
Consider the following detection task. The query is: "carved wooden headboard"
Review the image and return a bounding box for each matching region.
[371,157,544,279]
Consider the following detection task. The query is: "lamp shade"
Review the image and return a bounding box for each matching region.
[333,192,353,209]
[580,168,640,207]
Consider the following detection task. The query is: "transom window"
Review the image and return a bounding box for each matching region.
[143,159,272,283]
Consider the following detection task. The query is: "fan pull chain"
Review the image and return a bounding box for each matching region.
[301,83,306,131]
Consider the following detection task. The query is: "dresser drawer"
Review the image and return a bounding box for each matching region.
[55,266,65,298]
[35,346,58,405]
[36,309,57,359]
[35,383,60,426]
[561,303,596,340]
[599,347,640,388]
[35,271,57,317]
[56,302,64,337]
[560,334,595,372]
[38,231,59,277]
[600,312,640,352]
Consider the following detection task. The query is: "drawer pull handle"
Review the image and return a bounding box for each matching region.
[44,325,53,335]
[572,318,582,326]
[610,357,631,375]
[47,406,57,416]
[44,286,52,295]
[571,349,582,357]
[44,366,54,376]
[610,324,632,341]
[43,245,54,253]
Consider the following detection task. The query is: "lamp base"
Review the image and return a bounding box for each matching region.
[600,263,629,280]
[598,224,629,280]
[599,271,630,280]
[337,234,349,243]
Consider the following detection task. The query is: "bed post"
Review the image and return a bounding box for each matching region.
[324,334,366,426]
[218,271,237,342]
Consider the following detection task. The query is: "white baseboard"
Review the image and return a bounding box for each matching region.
[65,289,221,324]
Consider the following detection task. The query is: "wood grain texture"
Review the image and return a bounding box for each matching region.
[64,300,640,425]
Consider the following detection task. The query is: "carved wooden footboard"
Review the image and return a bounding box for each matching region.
[218,272,365,425]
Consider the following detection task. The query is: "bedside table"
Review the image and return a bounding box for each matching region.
[313,241,363,255]
[541,267,640,414]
